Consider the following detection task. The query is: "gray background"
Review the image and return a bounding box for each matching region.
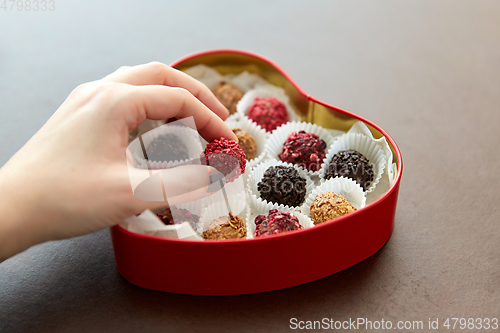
[1,1,499,332]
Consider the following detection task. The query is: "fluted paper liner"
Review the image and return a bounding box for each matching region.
[246,201,314,239]
[265,121,339,177]
[248,160,315,213]
[302,177,366,219]
[183,64,269,92]
[201,174,247,208]
[346,121,397,204]
[150,200,203,217]
[319,132,386,194]
[119,210,202,240]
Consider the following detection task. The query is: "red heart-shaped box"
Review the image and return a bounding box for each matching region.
[111,49,403,295]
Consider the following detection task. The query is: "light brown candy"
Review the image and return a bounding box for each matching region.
[212,81,244,115]
[309,191,356,225]
[232,128,257,160]
[203,212,246,240]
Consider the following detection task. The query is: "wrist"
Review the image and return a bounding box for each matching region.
[0,164,46,261]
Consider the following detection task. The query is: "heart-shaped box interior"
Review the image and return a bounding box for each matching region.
[111,49,403,295]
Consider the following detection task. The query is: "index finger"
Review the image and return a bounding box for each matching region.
[102,62,230,121]
[109,83,237,143]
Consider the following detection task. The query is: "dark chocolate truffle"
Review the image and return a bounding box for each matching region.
[257,165,306,207]
[203,137,247,183]
[146,134,189,162]
[232,128,257,160]
[254,209,303,237]
[247,97,288,132]
[324,149,374,191]
[157,206,199,230]
[212,81,244,115]
[203,212,246,240]
[278,131,326,172]
[309,192,356,225]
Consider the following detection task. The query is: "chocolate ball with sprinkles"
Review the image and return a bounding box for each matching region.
[279,131,326,172]
[254,209,303,237]
[146,134,189,162]
[247,97,289,132]
[257,165,306,207]
[202,137,246,183]
[324,149,374,191]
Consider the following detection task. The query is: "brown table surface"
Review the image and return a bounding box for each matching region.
[1,1,499,332]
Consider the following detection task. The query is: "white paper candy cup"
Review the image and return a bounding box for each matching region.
[226,115,270,169]
[265,121,338,178]
[183,65,225,91]
[236,85,302,132]
[224,113,241,124]
[248,160,315,213]
[150,200,203,217]
[246,201,314,239]
[302,176,366,219]
[120,210,202,240]
[129,123,203,169]
[198,199,249,238]
[319,133,386,194]
[183,64,268,92]
[201,174,248,208]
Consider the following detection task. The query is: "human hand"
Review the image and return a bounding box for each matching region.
[0,62,237,261]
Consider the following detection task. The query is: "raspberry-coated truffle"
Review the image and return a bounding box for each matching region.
[202,212,246,240]
[279,131,326,172]
[257,165,306,207]
[212,81,244,115]
[247,97,288,132]
[254,209,303,237]
[324,149,374,191]
[232,128,257,160]
[309,192,356,225]
[157,206,199,230]
[146,134,189,162]
[203,137,246,183]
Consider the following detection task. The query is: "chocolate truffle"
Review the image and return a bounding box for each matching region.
[203,137,247,183]
[232,128,257,161]
[212,81,244,115]
[309,192,356,225]
[247,97,288,132]
[146,134,189,162]
[279,131,327,172]
[257,165,306,207]
[157,206,199,230]
[254,209,303,237]
[324,149,374,191]
[203,212,246,240]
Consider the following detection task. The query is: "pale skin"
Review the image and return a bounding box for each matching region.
[0,62,237,262]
